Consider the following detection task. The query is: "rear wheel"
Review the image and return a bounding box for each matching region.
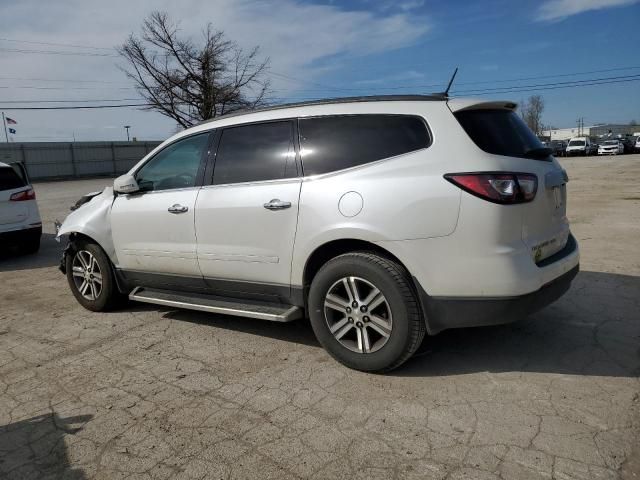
[65,240,122,311]
[308,252,425,372]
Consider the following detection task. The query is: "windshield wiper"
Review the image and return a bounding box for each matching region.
[523,147,553,159]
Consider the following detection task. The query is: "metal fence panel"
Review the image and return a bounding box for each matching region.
[0,141,161,181]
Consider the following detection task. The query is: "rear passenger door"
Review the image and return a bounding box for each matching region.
[195,120,301,301]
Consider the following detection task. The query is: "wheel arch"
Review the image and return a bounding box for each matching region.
[303,239,408,288]
[302,238,434,334]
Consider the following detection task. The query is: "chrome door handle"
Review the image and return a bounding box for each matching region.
[263,199,291,210]
[168,204,189,214]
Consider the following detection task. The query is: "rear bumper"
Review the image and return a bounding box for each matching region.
[0,225,42,244]
[414,234,580,334]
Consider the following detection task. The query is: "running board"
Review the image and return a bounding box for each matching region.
[129,287,302,322]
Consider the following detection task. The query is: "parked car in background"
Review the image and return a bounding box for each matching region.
[598,140,624,155]
[0,161,42,253]
[56,95,579,372]
[635,136,640,153]
[617,137,634,154]
[550,140,567,157]
[566,137,596,156]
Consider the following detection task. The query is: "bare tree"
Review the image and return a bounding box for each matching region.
[519,95,545,135]
[119,12,270,128]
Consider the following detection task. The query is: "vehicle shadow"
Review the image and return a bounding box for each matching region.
[164,270,639,378]
[0,233,61,271]
[0,412,92,479]
[163,308,320,347]
[400,270,640,378]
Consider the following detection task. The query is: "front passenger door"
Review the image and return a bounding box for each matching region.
[111,132,211,284]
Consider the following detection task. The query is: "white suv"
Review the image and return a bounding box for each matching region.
[57,96,579,372]
[0,161,41,253]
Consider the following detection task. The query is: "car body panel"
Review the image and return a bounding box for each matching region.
[195,178,302,286]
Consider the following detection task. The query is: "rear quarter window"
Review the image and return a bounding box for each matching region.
[299,114,430,176]
[0,166,27,191]
[454,109,545,159]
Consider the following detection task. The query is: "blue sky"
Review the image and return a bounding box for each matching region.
[1,0,639,140]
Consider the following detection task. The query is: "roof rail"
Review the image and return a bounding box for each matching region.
[199,94,448,125]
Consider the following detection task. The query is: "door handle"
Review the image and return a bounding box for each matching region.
[168,204,189,214]
[263,199,292,211]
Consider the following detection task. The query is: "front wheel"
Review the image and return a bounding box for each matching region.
[65,240,122,311]
[308,252,425,373]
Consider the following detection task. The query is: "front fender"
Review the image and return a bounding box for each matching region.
[57,187,118,264]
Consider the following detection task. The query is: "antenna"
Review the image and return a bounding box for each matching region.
[442,67,459,98]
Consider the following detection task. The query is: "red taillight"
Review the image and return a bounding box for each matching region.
[9,188,36,202]
[444,173,537,204]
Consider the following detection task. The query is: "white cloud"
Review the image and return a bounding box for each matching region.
[536,0,639,22]
[0,0,430,140]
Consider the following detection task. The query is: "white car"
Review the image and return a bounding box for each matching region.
[566,137,595,156]
[0,161,41,253]
[598,140,624,155]
[56,95,579,372]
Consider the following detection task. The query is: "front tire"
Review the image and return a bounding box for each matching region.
[65,240,121,311]
[308,252,425,373]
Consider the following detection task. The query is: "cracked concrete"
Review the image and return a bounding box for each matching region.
[1,156,639,479]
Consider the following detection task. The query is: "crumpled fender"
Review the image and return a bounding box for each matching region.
[56,187,118,264]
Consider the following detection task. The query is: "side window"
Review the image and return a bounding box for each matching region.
[299,115,430,176]
[213,121,296,185]
[135,133,209,192]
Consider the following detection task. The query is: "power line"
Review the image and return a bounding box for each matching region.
[0,47,117,57]
[0,103,152,110]
[0,98,143,104]
[0,37,115,51]
[451,73,640,94]
[2,72,638,110]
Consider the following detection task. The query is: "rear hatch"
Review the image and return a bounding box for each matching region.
[449,100,570,263]
[0,164,30,226]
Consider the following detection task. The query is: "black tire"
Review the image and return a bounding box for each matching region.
[65,240,122,312]
[308,252,425,373]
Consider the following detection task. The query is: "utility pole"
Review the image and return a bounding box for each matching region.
[2,112,8,143]
[124,125,131,142]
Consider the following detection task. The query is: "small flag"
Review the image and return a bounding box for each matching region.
[6,117,17,125]
[8,128,16,134]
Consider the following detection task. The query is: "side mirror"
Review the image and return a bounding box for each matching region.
[114,173,140,194]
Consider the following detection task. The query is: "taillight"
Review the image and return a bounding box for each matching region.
[9,188,36,202]
[444,172,537,204]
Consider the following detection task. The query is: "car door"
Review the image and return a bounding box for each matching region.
[111,132,211,287]
[195,120,302,301]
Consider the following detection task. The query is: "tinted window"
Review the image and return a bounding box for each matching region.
[299,115,429,175]
[0,166,26,191]
[455,109,546,159]
[568,140,585,146]
[136,133,209,192]
[213,121,295,185]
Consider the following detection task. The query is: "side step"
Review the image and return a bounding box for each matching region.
[129,287,302,322]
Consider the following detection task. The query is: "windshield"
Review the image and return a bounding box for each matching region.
[0,166,27,191]
[454,109,548,159]
[569,140,585,146]
[603,140,618,145]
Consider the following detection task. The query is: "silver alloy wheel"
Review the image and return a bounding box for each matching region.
[323,276,393,354]
[71,250,103,301]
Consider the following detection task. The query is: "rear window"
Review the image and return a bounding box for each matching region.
[299,114,430,176]
[0,166,27,191]
[569,140,585,146]
[454,109,546,159]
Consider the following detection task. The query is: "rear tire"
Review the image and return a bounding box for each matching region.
[65,240,122,312]
[308,252,425,373]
